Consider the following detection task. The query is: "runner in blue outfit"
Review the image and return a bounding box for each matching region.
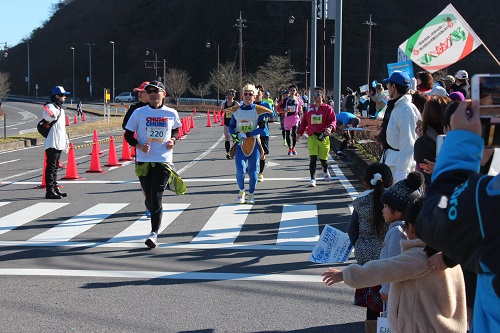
[226,84,272,204]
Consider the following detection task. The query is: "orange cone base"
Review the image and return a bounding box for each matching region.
[86,170,105,174]
[61,176,85,180]
[105,162,122,167]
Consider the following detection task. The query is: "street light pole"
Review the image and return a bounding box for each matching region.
[363,14,377,89]
[234,11,246,100]
[206,40,220,105]
[70,47,75,101]
[86,43,94,99]
[27,41,30,96]
[110,41,115,102]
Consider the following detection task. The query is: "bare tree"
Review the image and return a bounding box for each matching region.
[254,55,297,98]
[209,62,240,97]
[165,68,190,104]
[189,82,211,104]
[0,72,10,100]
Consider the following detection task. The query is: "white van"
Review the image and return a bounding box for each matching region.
[115,92,135,102]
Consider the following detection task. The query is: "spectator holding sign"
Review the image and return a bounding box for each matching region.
[323,196,467,333]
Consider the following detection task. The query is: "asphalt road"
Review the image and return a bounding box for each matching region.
[0,114,367,333]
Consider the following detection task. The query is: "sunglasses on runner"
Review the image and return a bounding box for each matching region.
[243,92,254,97]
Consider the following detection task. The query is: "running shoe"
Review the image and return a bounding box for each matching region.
[288,148,293,156]
[324,171,331,182]
[145,209,151,218]
[226,153,231,159]
[283,139,287,146]
[145,232,157,249]
[236,190,246,204]
[292,147,297,155]
[247,193,255,204]
[258,173,264,182]
[309,179,317,187]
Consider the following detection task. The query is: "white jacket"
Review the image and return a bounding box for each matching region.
[43,102,69,151]
[384,94,420,181]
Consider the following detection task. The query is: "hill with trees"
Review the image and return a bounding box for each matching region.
[0,0,498,101]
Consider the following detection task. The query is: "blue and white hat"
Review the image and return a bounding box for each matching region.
[51,86,70,96]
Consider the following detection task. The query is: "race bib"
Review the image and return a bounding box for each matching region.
[287,105,297,112]
[311,114,323,124]
[226,111,233,118]
[147,126,168,143]
[238,121,254,133]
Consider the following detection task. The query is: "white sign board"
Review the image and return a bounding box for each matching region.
[309,225,353,263]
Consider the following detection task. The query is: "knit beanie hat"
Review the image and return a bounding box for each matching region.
[381,171,424,212]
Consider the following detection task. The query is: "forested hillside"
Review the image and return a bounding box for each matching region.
[1,0,498,99]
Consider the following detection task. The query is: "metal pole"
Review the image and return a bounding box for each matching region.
[322,0,326,90]
[86,43,93,99]
[27,41,30,96]
[217,43,220,105]
[333,0,342,113]
[305,19,308,91]
[234,11,246,100]
[110,41,115,102]
[71,47,75,101]
[363,14,377,88]
[155,52,158,79]
[310,0,317,94]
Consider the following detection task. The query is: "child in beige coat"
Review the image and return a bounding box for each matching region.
[322,197,466,333]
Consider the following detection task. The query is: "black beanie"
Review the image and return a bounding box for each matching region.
[381,171,425,212]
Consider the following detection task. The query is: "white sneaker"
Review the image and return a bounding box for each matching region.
[309,179,317,187]
[247,193,255,204]
[324,172,331,182]
[236,190,246,204]
[145,232,157,249]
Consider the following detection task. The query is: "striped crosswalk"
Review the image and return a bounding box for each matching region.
[0,201,346,251]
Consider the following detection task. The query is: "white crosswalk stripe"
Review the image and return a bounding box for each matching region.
[29,203,128,243]
[192,204,252,244]
[0,202,69,236]
[108,203,189,243]
[277,204,320,245]
[0,202,336,251]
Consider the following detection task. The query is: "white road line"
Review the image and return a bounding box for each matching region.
[277,204,319,245]
[0,202,69,235]
[0,202,11,208]
[191,204,252,244]
[0,240,314,251]
[28,203,128,242]
[0,268,324,283]
[329,164,359,200]
[176,134,225,175]
[107,203,190,243]
[0,159,20,165]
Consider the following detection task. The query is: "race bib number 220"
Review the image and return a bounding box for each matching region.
[147,126,168,143]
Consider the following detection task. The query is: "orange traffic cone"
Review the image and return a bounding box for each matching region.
[86,141,105,173]
[73,114,78,124]
[81,112,86,121]
[193,107,197,114]
[91,129,102,155]
[191,116,196,129]
[105,136,122,167]
[206,111,212,127]
[120,135,133,161]
[58,159,66,169]
[185,117,191,133]
[61,143,85,180]
[35,152,48,189]
[65,115,70,126]
[178,121,184,139]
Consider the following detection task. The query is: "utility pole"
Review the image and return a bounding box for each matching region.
[363,14,377,89]
[86,43,94,99]
[163,59,167,85]
[234,11,246,100]
[322,0,326,90]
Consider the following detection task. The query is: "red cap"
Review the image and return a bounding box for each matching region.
[133,81,150,92]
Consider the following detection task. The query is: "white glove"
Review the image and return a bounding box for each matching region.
[238,133,247,140]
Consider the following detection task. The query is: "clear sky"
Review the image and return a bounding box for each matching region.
[0,0,57,47]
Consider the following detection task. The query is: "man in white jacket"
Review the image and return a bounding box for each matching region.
[376,71,421,182]
[43,86,70,199]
